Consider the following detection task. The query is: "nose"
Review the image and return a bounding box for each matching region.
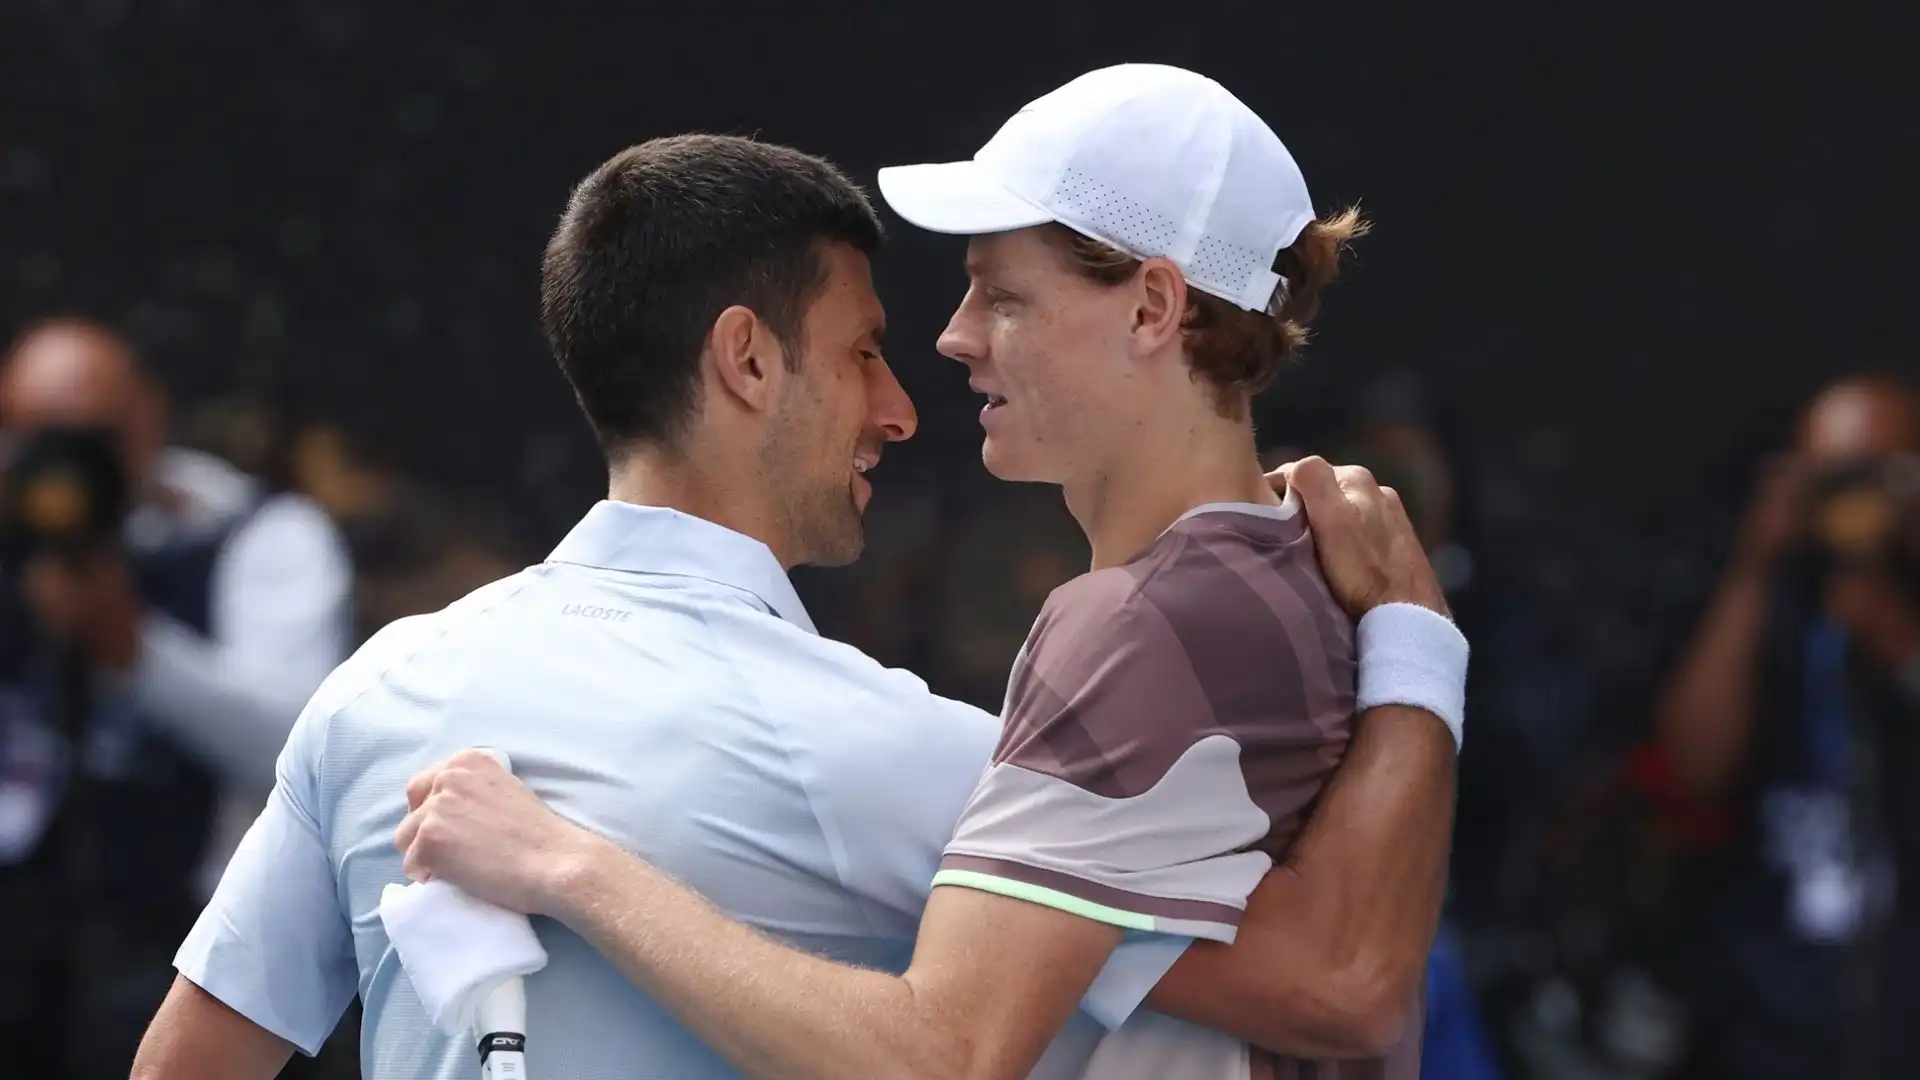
[869,356,918,443]
[936,292,986,367]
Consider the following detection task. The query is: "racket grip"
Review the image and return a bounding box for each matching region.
[476,977,528,1080]
[470,747,527,1079]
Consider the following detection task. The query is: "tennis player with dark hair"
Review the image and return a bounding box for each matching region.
[395,65,1464,1080]
[136,72,1461,1080]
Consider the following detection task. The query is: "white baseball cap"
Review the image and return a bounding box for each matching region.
[877,64,1315,313]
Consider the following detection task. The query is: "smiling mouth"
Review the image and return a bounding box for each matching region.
[983,395,1007,410]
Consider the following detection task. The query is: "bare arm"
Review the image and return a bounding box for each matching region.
[399,760,1122,1080]
[1653,456,1801,800]
[1150,704,1455,1056]
[130,976,296,1080]
[1652,557,1774,799]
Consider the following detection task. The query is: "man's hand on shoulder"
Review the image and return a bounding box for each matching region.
[396,749,609,915]
[1268,456,1449,619]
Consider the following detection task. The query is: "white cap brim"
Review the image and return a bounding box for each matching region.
[876,161,1056,236]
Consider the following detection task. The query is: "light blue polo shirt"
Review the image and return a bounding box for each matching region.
[176,501,1169,1079]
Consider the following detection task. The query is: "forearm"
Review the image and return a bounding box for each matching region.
[1150,706,1456,1057]
[549,837,958,1080]
[1653,559,1772,799]
[131,976,295,1080]
[128,614,316,787]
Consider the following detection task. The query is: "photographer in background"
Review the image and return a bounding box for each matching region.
[0,318,351,1079]
[1653,376,1920,1080]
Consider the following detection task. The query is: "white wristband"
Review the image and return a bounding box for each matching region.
[1355,603,1468,751]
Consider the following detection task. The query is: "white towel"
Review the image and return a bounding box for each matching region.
[380,879,548,1035]
[378,749,549,1035]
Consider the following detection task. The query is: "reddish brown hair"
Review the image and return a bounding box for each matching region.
[1046,207,1368,415]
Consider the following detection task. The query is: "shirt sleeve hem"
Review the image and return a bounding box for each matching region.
[930,867,1238,943]
[171,957,329,1059]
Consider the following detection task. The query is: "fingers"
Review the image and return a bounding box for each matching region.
[405,767,438,811]
[407,749,506,810]
[1372,481,1416,529]
[1263,461,1293,493]
[394,804,419,853]
[1331,463,1380,499]
[1282,458,1389,557]
[396,750,519,875]
[1332,470,1382,532]
[1288,455,1338,494]
[1274,457,1415,535]
[394,804,427,877]
[399,756,476,867]
[1280,456,1342,514]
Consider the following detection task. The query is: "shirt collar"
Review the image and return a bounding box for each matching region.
[1161,485,1302,536]
[546,500,817,635]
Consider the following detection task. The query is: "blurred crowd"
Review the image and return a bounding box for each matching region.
[2,315,1916,1080]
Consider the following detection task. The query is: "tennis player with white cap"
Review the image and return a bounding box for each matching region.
[400,63,1461,1080]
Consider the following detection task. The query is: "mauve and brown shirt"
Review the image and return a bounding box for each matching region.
[936,496,1421,1080]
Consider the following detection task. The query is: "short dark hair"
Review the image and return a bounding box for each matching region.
[541,134,885,457]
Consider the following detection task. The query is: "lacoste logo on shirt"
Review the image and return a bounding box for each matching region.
[561,603,631,623]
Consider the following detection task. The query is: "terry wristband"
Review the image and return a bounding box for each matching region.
[1355,602,1469,751]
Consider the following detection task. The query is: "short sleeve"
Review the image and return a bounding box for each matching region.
[932,575,1278,945]
[781,660,1002,941]
[173,703,357,1056]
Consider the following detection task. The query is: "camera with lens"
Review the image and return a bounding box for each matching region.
[0,426,130,565]
[0,427,132,678]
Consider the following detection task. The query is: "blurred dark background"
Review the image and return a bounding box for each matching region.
[2,1,1915,1078]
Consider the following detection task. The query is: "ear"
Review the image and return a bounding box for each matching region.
[1132,257,1188,356]
[706,305,787,414]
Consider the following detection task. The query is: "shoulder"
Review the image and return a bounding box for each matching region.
[303,571,538,731]
[1001,512,1355,786]
[753,621,1001,751]
[1131,512,1356,694]
[1000,568,1212,793]
[281,570,540,802]
[1029,511,1344,664]
[1015,550,1224,715]
[700,615,1002,798]
[1148,511,1346,639]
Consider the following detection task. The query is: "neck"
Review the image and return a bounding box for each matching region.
[607,437,795,569]
[1063,399,1276,570]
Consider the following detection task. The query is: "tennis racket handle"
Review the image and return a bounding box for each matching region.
[476,977,528,1080]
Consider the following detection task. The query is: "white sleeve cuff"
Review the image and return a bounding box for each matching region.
[1354,603,1468,750]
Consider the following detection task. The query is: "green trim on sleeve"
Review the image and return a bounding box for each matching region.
[930,868,1157,931]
